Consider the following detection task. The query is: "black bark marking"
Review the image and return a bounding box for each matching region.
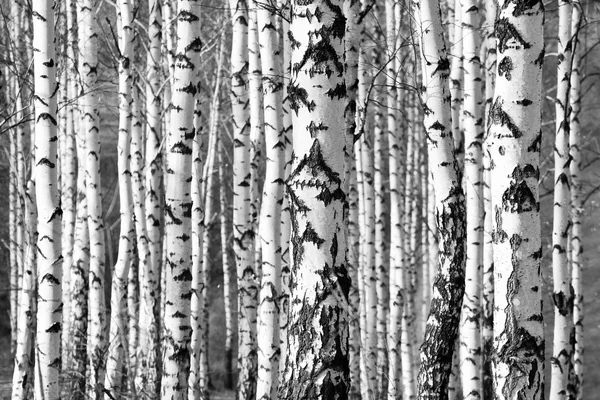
[495,17,531,53]
[170,141,193,155]
[41,273,61,285]
[489,98,523,138]
[498,56,514,81]
[46,322,61,333]
[288,81,316,114]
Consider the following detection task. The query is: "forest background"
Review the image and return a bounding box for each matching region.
[0,0,599,399]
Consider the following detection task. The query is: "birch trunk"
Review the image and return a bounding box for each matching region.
[255,2,286,397]
[219,133,234,390]
[230,2,259,399]
[130,83,159,398]
[61,0,78,365]
[413,0,467,398]
[69,95,89,399]
[280,1,350,398]
[489,2,545,399]
[32,0,62,397]
[12,180,36,399]
[450,0,464,168]
[104,2,134,396]
[459,1,483,399]
[78,0,107,393]
[569,4,584,399]
[550,2,574,399]
[370,11,388,396]
[358,57,377,400]
[162,1,202,396]
[481,2,497,399]
[142,1,163,391]
[386,2,404,399]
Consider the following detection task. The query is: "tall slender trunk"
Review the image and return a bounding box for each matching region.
[569,3,584,399]
[230,2,259,399]
[104,2,135,396]
[142,1,163,392]
[162,1,202,397]
[61,0,79,367]
[280,1,350,398]
[459,1,483,399]
[413,0,467,398]
[481,2,497,399]
[69,88,89,399]
[78,0,106,394]
[32,1,62,397]
[450,0,464,168]
[12,179,37,399]
[550,2,574,399]
[128,82,158,399]
[219,133,234,390]
[357,53,377,400]
[489,2,545,399]
[370,10,388,397]
[386,2,404,399]
[255,2,286,397]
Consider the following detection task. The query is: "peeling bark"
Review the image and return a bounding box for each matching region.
[279,1,350,398]
[413,0,467,398]
[489,2,545,400]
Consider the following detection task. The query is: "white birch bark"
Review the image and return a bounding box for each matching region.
[459,1,483,399]
[385,3,404,400]
[358,52,377,400]
[231,2,259,399]
[219,134,234,390]
[489,2,545,399]
[369,11,388,397]
[569,4,584,399]
[413,0,467,398]
[481,2,497,399]
[550,2,574,400]
[142,1,163,391]
[129,83,159,398]
[32,0,63,397]
[450,0,464,167]
[78,0,106,394]
[255,2,286,397]
[104,2,134,396]
[61,0,78,365]
[162,1,202,397]
[280,1,350,398]
[69,90,89,398]
[12,180,36,400]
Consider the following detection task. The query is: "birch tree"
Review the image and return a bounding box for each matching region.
[481,2,497,398]
[140,0,163,390]
[78,0,107,394]
[459,1,483,398]
[280,1,350,398]
[230,1,259,399]
[32,0,63,397]
[413,0,467,398]
[11,181,36,400]
[104,1,135,395]
[162,1,202,396]
[255,1,286,397]
[569,3,584,399]
[550,2,575,399]
[488,1,545,399]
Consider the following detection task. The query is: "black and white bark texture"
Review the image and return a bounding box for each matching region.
[279,1,351,399]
